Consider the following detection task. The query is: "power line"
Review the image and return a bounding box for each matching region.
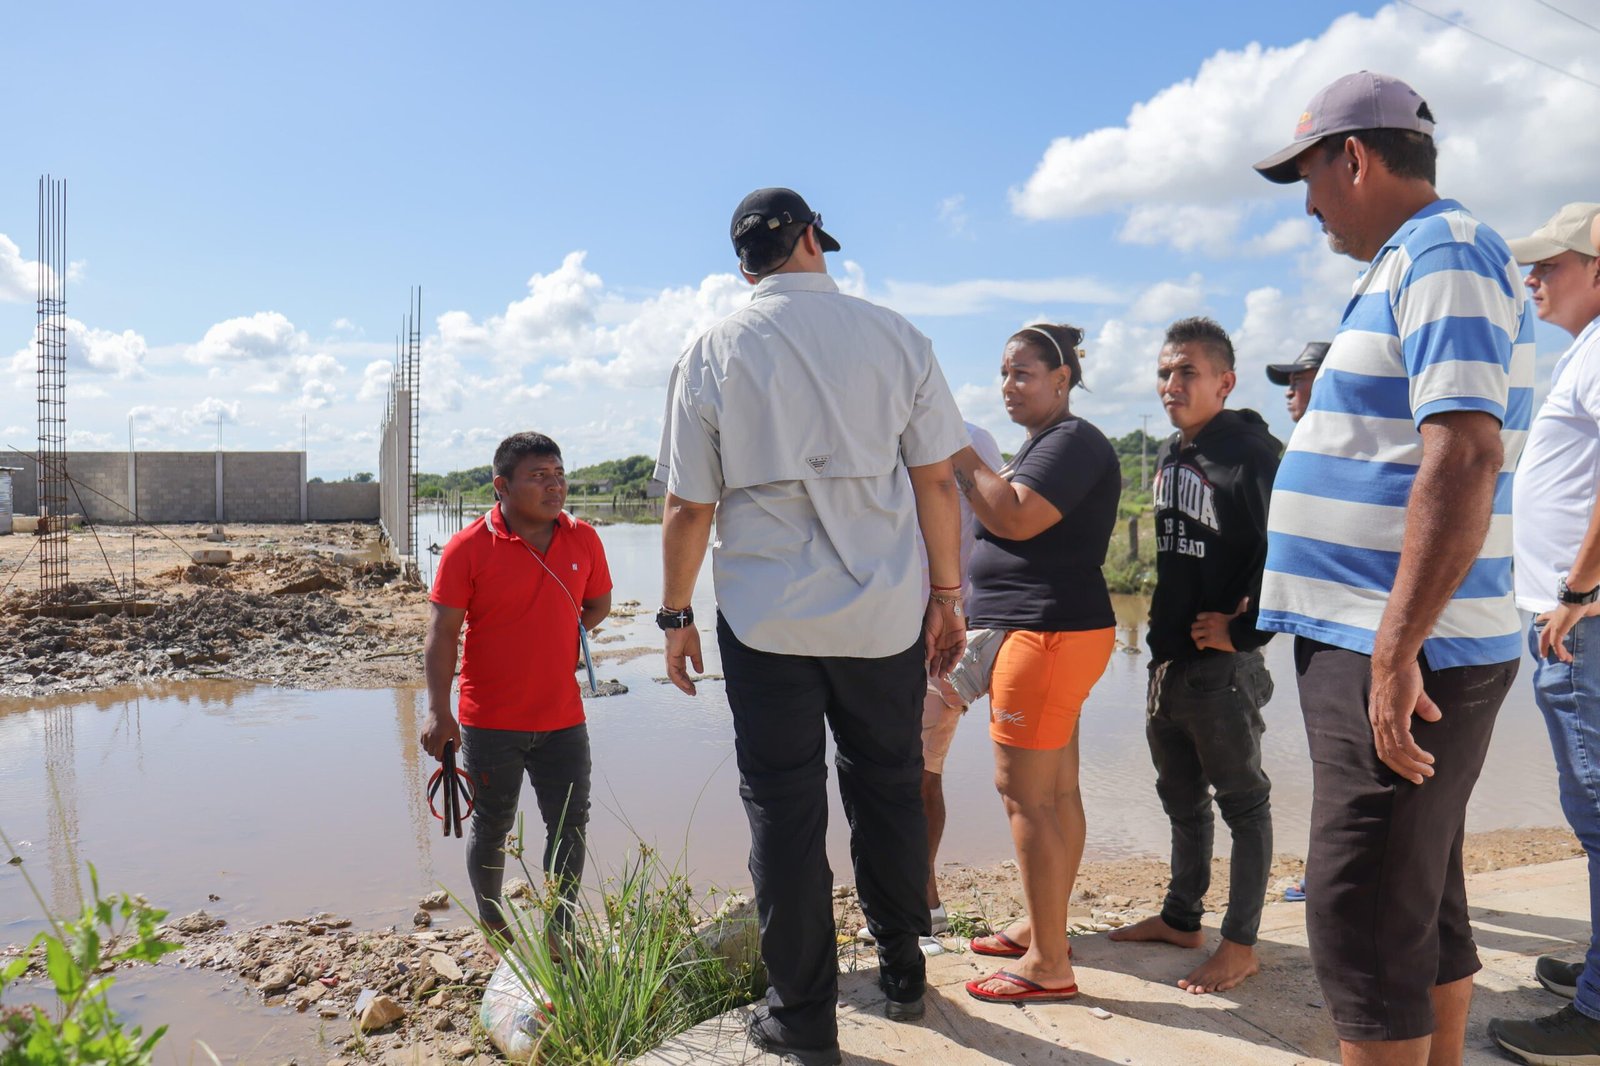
[1528,0,1600,38]
[1396,0,1600,92]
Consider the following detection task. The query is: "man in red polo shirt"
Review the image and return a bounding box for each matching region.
[422,431,612,942]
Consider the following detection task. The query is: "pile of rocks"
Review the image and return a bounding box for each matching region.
[169,906,492,1062]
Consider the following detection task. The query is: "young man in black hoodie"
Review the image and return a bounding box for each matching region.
[1109,316,1281,996]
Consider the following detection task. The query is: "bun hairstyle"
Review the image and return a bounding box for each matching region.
[1010,323,1087,391]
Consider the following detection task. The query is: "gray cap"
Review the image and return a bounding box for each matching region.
[1254,71,1435,184]
[1266,342,1331,386]
[1507,203,1600,264]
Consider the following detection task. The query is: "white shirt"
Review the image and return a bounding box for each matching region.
[655,271,968,657]
[1513,318,1600,612]
[919,421,1003,600]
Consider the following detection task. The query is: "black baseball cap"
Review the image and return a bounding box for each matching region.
[730,188,841,269]
[1266,342,1331,386]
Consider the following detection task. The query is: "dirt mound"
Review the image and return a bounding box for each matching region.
[0,578,400,693]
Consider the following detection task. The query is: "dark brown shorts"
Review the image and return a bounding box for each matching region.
[1295,638,1517,1043]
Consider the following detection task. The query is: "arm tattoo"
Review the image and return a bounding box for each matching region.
[953,467,976,499]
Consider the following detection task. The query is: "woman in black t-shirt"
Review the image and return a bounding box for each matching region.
[950,323,1121,1004]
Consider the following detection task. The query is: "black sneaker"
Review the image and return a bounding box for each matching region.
[746,1004,842,1066]
[1540,955,1584,1000]
[1489,1004,1600,1065]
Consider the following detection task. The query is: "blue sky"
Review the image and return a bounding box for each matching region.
[2,1,1594,477]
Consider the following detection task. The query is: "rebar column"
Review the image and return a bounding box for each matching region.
[36,175,68,599]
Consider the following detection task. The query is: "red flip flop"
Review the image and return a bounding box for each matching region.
[968,932,1070,959]
[966,969,1079,1003]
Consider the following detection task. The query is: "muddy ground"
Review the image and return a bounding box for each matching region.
[0,522,639,699]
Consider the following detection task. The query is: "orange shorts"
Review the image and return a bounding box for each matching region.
[988,628,1116,750]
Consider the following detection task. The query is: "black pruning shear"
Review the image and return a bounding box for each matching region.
[427,741,476,838]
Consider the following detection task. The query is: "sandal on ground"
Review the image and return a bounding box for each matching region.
[968,931,1070,959]
[966,969,1079,1003]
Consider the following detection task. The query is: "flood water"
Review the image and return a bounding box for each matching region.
[0,521,1564,1062]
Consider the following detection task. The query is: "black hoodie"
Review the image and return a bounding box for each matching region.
[1146,408,1282,663]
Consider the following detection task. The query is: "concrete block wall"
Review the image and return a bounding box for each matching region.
[133,453,218,522]
[0,449,383,523]
[68,453,134,522]
[4,455,38,516]
[222,453,302,522]
[308,482,380,521]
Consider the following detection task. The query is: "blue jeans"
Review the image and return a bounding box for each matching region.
[1530,614,1600,1021]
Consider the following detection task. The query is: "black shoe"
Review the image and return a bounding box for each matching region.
[1489,1004,1600,1065]
[1540,955,1584,1000]
[746,1005,842,1066]
[884,994,925,1022]
[879,971,926,1022]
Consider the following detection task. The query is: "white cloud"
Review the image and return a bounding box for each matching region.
[190,311,303,364]
[938,194,971,237]
[0,233,41,303]
[1242,218,1313,256]
[1127,275,1209,325]
[1012,1,1600,247]
[7,317,148,379]
[874,274,1122,317]
[357,360,392,403]
[1119,205,1244,253]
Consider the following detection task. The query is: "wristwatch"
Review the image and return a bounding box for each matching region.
[1557,576,1600,606]
[656,605,695,630]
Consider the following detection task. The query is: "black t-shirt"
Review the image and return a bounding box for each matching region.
[967,417,1121,632]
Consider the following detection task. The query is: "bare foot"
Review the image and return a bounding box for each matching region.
[1107,914,1204,948]
[1177,938,1259,994]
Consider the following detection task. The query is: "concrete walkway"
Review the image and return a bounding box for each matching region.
[633,857,1590,1065]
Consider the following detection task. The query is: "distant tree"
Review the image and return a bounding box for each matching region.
[343,472,375,483]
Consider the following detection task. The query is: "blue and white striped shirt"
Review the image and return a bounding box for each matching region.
[1258,200,1534,669]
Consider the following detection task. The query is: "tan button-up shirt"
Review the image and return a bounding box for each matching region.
[655,271,967,657]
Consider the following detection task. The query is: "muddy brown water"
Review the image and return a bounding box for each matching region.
[0,523,1564,1062]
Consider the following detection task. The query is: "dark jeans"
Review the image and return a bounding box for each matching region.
[1145,649,1274,946]
[1296,638,1516,1042]
[718,614,928,1050]
[460,722,591,934]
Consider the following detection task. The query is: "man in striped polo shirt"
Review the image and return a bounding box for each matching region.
[1253,72,1534,1064]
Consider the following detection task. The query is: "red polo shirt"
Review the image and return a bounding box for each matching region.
[430,506,612,732]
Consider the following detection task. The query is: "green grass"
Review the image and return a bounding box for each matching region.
[480,823,762,1065]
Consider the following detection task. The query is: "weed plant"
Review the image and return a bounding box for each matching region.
[0,830,182,1066]
[481,822,762,1065]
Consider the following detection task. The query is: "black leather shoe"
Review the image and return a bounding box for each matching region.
[879,971,926,1022]
[746,1004,842,1066]
[1489,1004,1600,1064]
[1539,955,1584,999]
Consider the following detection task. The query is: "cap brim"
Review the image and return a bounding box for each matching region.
[1265,364,1296,386]
[1253,137,1321,185]
[1507,235,1569,265]
[815,225,841,253]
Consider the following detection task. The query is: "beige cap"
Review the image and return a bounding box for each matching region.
[1508,202,1600,264]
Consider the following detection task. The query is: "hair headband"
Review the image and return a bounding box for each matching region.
[1021,325,1087,368]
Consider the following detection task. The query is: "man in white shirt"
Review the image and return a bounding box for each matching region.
[1489,201,1600,1065]
[656,188,968,1066]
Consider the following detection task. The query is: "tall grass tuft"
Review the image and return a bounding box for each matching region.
[482,822,762,1065]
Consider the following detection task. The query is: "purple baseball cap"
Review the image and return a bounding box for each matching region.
[1254,71,1435,184]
